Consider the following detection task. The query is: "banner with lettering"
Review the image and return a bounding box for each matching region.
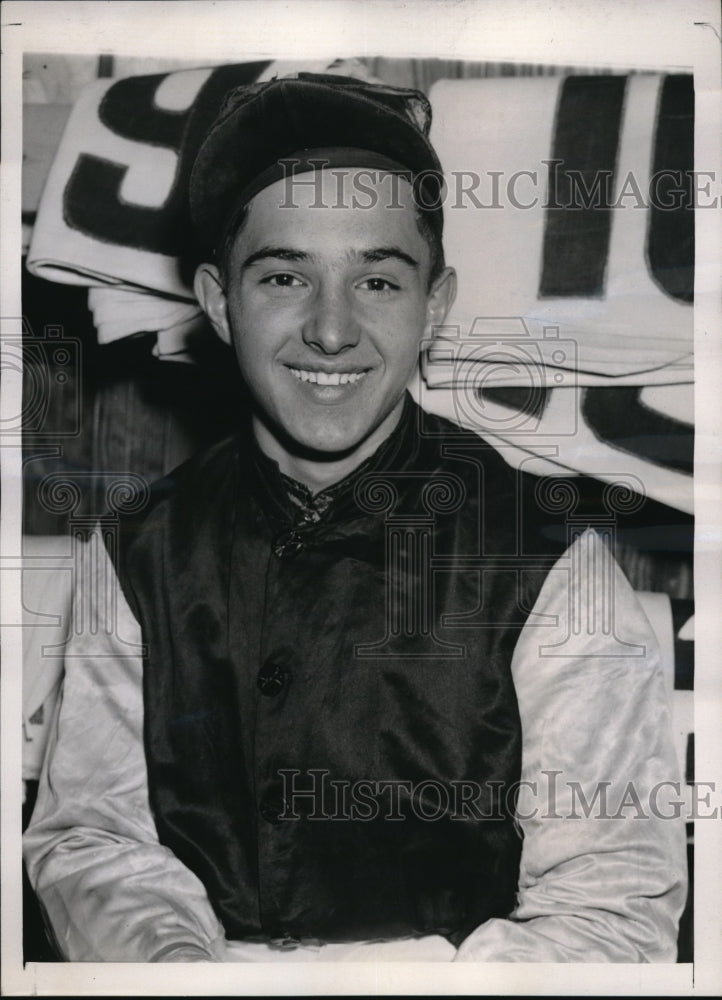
[420,73,693,513]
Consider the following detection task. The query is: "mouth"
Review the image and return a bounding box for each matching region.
[287,367,369,386]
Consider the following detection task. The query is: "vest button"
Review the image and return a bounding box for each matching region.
[273,529,304,557]
[257,660,289,696]
[259,795,287,825]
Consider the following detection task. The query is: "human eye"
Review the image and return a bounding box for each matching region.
[357,276,401,295]
[259,272,306,290]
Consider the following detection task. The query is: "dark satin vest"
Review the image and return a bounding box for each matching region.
[112,397,565,946]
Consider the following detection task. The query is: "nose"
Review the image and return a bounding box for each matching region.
[302,284,360,355]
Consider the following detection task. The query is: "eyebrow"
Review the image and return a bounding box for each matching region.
[359,247,419,269]
[242,247,309,269]
[241,246,420,270]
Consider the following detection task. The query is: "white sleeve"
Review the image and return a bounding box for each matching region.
[455,529,688,963]
[22,532,227,963]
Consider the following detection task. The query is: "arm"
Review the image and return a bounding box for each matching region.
[455,529,688,962]
[23,531,456,964]
[22,533,226,962]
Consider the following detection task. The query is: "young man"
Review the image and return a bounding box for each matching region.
[24,74,686,962]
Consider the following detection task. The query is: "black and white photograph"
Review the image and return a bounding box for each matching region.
[1,1,721,995]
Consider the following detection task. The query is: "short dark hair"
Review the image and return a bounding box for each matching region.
[414,206,445,289]
[217,201,445,291]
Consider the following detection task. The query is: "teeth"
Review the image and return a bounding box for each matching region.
[289,368,367,385]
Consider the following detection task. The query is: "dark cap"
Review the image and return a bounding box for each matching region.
[189,72,445,257]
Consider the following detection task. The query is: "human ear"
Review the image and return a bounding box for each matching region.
[194,263,232,346]
[423,266,457,341]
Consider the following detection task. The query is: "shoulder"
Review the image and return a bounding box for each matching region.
[413,401,568,557]
[413,402,533,495]
[110,432,245,580]
[131,433,241,525]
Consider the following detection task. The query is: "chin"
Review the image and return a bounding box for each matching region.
[292,428,367,459]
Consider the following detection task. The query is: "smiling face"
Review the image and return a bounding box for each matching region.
[195,168,456,490]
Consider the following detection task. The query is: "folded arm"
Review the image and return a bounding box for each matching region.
[22,536,226,962]
[456,529,688,962]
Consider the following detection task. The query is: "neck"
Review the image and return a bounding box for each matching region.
[252,398,406,494]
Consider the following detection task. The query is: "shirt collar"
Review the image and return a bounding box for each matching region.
[249,392,419,530]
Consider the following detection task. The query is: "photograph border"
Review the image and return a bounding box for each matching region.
[2,1,720,995]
